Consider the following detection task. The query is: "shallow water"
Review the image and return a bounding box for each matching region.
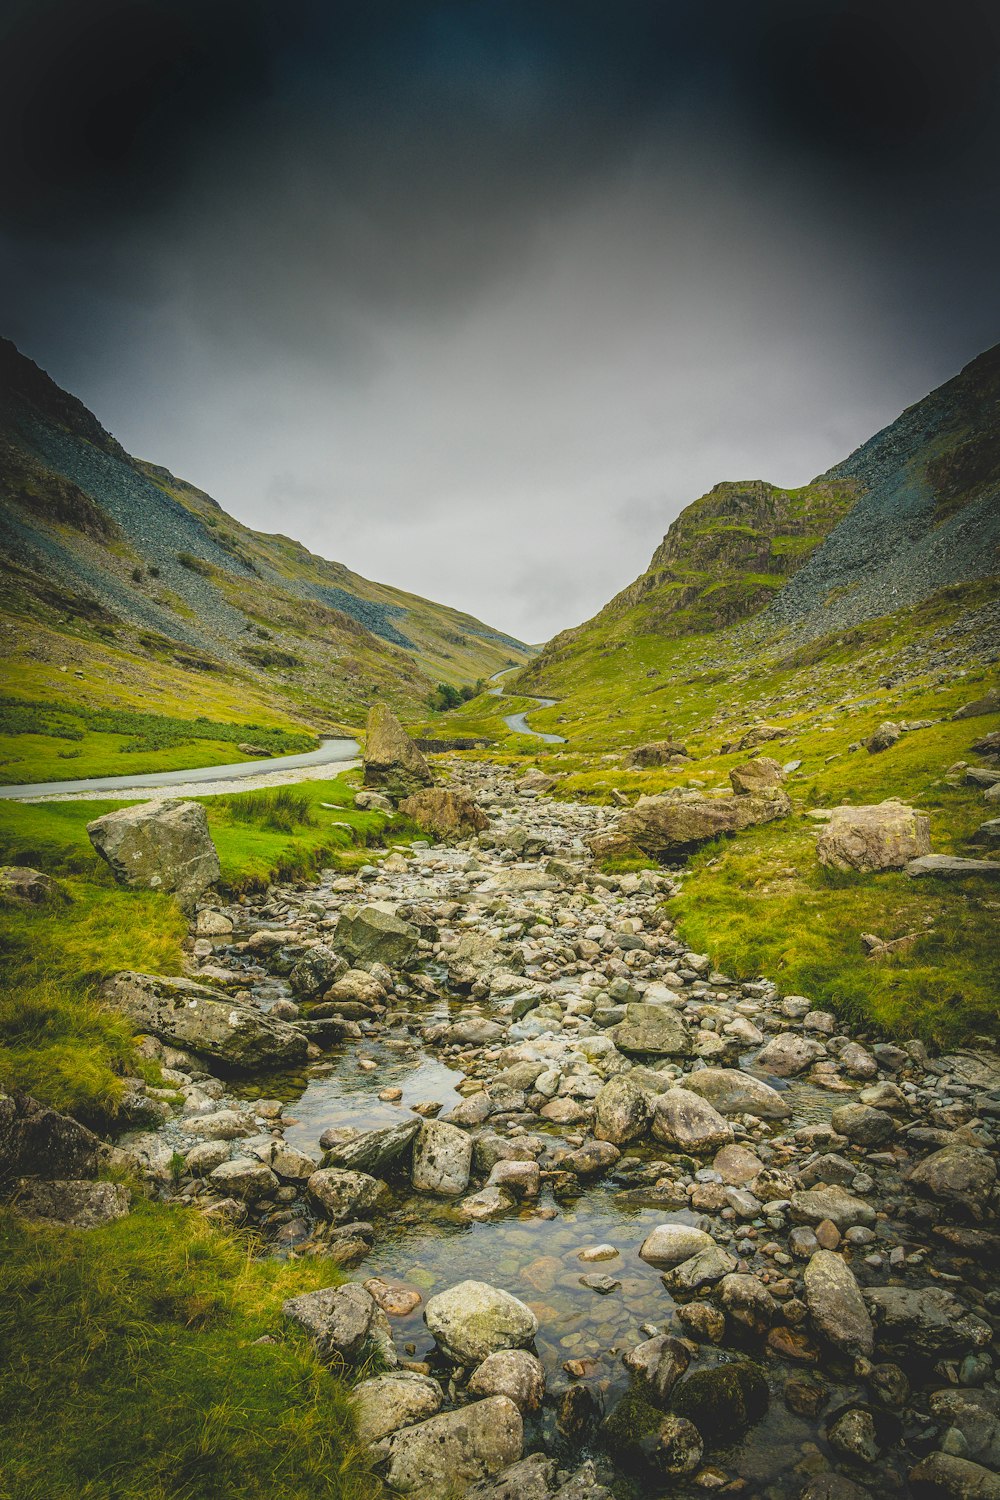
[227,973,881,1497]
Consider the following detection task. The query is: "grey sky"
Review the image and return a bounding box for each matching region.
[2,2,998,642]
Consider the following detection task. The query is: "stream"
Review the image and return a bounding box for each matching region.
[136,761,998,1499]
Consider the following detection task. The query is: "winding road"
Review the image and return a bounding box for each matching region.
[0,737,360,802]
[488,668,566,743]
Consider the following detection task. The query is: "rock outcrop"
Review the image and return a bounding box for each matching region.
[399,787,490,839]
[816,800,931,872]
[363,703,433,798]
[87,799,221,907]
[102,971,308,1069]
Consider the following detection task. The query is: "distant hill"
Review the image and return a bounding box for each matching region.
[0,339,530,729]
[520,345,1000,692]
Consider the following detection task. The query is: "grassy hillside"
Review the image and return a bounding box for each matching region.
[0,337,530,782]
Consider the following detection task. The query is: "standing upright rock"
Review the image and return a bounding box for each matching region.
[363,703,434,799]
[87,799,221,908]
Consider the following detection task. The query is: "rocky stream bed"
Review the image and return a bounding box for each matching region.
[23,761,1000,1500]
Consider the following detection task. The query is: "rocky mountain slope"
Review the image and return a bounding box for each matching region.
[0,339,530,729]
[519,345,1000,693]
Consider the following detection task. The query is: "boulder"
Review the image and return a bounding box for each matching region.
[424,1280,538,1364]
[13,1178,130,1228]
[651,1088,734,1152]
[754,1033,827,1077]
[354,790,394,812]
[333,905,419,969]
[306,1167,389,1222]
[606,789,792,860]
[86,799,221,907]
[670,1360,769,1438]
[791,1185,876,1232]
[603,1390,704,1478]
[593,1075,653,1145]
[398,788,490,839]
[353,1370,444,1446]
[411,1119,473,1196]
[208,1158,279,1202]
[282,1283,396,1366]
[288,944,348,997]
[363,703,433,798]
[906,855,1000,880]
[803,1249,874,1358]
[464,1453,560,1500]
[816,801,931,873]
[907,1144,997,1220]
[447,932,523,986]
[613,1003,692,1057]
[663,1245,738,1291]
[717,1272,779,1335]
[683,1067,792,1120]
[0,1092,102,1183]
[0,866,69,907]
[623,1334,690,1407]
[729,757,784,795]
[322,1120,420,1175]
[626,740,689,768]
[910,1453,1000,1500]
[101,971,308,1069]
[467,1349,546,1410]
[953,687,1000,720]
[867,721,901,753]
[868,1286,991,1358]
[374,1395,523,1496]
[830,1103,895,1146]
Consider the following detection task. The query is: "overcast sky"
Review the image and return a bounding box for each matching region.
[2,1,999,643]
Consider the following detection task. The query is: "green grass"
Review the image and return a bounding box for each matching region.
[0,699,318,785]
[670,818,1000,1047]
[0,1202,378,1500]
[0,773,402,1118]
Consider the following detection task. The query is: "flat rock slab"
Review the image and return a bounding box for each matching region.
[906,855,1000,878]
[14,1178,130,1228]
[102,971,308,1069]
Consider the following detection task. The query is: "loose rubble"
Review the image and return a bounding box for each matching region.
[11,758,998,1499]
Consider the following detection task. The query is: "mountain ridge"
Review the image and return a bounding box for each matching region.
[0,338,531,733]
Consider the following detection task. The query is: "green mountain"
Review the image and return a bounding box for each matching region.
[0,338,530,743]
[519,344,1000,697]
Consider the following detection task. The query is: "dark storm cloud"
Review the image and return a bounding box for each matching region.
[1,2,998,641]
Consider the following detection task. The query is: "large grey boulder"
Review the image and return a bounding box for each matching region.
[333,905,419,969]
[651,1088,734,1152]
[907,1144,997,1220]
[0,866,69,908]
[373,1395,523,1497]
[816,800,931,873]
[755,1033,827,1077]
[868,1286,991,1358]
[306,1167,389,1222]
[102,972,308,1069]
[411,1120,473,1196]
[791,1184,877,1231]
[87,799,221,907]
[613,1003,692,1057]
[730,757,785,794]
[909,1452,1000,1500]
[398,787,490,839]
[593,1075,653,1144]
[639,1223,716,1269]
[282,1282,397,1366]
[603,788,792,860]
[363,702,433,798]
[803,1249,874,1358]
[0,1092,102,1183]
[353,1370,444,1446]
[682,1067,792,1120]
[424,1280,538,1364]
[13,1178,130,1228]
[322,1120,420,1175]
